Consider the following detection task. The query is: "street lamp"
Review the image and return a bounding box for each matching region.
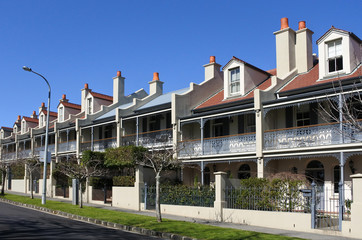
[22,66,51,205]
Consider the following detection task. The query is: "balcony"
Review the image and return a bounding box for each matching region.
[58,140,77,153]
[264,122,362,150]
[81,137,117,152]
[17,149,32,159]
[179,133,256,157]
[2,152,16,160]
[122,128,173,148]
[35,144,55,155]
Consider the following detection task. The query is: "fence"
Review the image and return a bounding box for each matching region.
[143,184,215,209]
[225,186,309,212]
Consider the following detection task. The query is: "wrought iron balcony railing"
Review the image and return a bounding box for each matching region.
[178,132,256,157]
[264,122,362,150]
[81,137,117,152]
[121,128,173,148]
[58,140,77,153]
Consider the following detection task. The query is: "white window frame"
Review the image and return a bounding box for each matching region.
[327,39,343,74]
[296,105,311,127]
[229,67,240,95]
[87,98,93,114]
[21,121,26,134]
[59,106,64,122]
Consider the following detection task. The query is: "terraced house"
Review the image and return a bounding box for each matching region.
[1,17,361,238]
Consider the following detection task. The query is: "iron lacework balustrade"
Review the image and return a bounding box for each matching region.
[121,128,173,148]
[264,122,362,150]
[178,132,256,157]
[58,140,77,153]
[81,137,117,152]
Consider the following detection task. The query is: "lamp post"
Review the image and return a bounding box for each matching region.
[22,66,51,205]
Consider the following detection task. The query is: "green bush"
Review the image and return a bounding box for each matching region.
[113,176,135,187]
[53,170,70,187]
[89,177,113,188]
[11,164,25,179]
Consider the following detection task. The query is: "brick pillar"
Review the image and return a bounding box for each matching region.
[214,171,227,222]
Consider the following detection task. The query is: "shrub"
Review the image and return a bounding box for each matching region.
[113,176,135,187]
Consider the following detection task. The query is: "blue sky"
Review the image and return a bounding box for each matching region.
[0,0,361,128]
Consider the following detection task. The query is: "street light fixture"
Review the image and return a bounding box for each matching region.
[22,66,51,205]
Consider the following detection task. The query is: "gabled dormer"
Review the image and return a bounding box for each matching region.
[38,102,57,128]
[81,83,113,115]
[317,26,362,80]
[21,112,39,134]
[13,115,21,134]
[0,127,12,139]
[57,94,81,122]
[223,57,270,99]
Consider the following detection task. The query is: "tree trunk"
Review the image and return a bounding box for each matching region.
[155,173,162,222]
[1,170,6,195]
[29,173,34,199]
[79,180,83,208]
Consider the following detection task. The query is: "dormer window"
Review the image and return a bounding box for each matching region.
[229,67,240,94]
[40,114,45,127]
[59,107,64,122]
[328,39,343,73]
[21,122,26,134]
[87,98,93,114]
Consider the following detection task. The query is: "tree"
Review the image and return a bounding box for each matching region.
[21,157,41,199]
[0,157,21,195]
[56,151,108,208]
[105,145,181,222]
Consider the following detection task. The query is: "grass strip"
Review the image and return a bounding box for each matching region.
[1,194,304,240]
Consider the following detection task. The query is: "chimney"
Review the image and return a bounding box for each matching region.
[39,102,47,113]
[16,115,21,123]
[274,17,296,78]
[81,83,91,112]
[203,56,222,81]
[149,72,163,95]
[113,70,125,104]
[31,111,37,119]
[60,94,69,103]
[295,20,314,73]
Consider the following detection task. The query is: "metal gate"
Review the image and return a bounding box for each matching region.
[314,185,339,230]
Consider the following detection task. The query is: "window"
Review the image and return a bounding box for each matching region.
[204,167,210,186]
[87,98,93,114]
[296,105,310,127]
[59,107,64,122]
[40,115,44,127]
[229,68,240,94]
[333,165,340,193]
[305,160,324,186]
[212,119,224,137]
[327,39,343,73]
[238,164,251,179]
[245,114,256,132]
[21,122,26,133]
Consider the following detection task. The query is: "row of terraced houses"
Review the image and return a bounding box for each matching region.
[1,18,362,237]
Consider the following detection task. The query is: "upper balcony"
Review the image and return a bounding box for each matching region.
[81,137,117,152]
[264,122,362,151]
[122,128,173,148]
[178,132,256,157]
[58,140,77,153]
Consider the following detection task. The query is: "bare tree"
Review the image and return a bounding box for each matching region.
[0,157,21,195]
[21,157,41,199]
[56,151,108,208]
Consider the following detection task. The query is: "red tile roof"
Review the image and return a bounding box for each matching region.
[1,127,13,131]
[23,117,39,123]
[196,77,272,109]
[41,110,58,117]
[223,56,271,75]
[279,64,362,93]
[91,91,113,102]
[60,101,82,110]
[267,68,277,76]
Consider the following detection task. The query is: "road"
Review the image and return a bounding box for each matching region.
[0,202,160,239]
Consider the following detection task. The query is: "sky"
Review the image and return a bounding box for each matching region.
[0,0,361,128]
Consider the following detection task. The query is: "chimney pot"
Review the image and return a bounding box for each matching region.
[117,71,121,77]
[17,115,21,121]
[33,111,36,115]
[62,94,66,100]
[280,17,289,30]
[85,83,89,89]
[41,102,45,107]
[298,21,306,30]
[210,56,216,63]
[153,72,159,81]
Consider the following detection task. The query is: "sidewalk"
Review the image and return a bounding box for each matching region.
[5,190,359,240]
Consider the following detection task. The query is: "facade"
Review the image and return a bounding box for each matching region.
[0,18,361,227]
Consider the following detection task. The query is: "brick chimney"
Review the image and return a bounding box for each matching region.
[203,56,222,82]
[274,18,314,78]
[295,21,314,73]
[113,70,125,104]
[31,111,37,119]
[149,72,163,95]
[60,94,69,103]
[81,83,91,112]
[39,102,47,113]
[274,17,296,78]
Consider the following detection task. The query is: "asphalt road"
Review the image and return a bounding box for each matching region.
[0,202,160,240]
